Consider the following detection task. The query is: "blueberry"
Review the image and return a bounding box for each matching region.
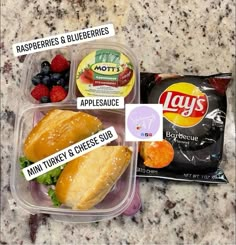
[41,65,50,75]
[56,78,66,87]
[41,61,50,68]
[42,75,52,87]
[40,96,50,103]
[36,73,44,79]
[64,85,69,91]
[32,75,41,85]
[50,73,61,82]
[63,70,70,82]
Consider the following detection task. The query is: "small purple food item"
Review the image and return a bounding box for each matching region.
[122,179,141,216]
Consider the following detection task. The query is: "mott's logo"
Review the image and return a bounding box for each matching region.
[159,82,208,127]
[91,63,123,75]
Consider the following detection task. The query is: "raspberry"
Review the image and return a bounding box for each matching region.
[31,84,49,101]
[50,55,70,73]
[50,86,67,102]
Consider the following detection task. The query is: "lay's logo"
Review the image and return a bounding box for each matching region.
[159,82,208,127]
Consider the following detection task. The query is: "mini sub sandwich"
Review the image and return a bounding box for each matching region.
[55,146,131,210]
[21,109,132,210]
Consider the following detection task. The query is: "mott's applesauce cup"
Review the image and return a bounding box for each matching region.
[76,49,135,99]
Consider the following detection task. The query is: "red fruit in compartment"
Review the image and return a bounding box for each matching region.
[31,84,50,101]
[50,54,70,73]
[50,85,67,102]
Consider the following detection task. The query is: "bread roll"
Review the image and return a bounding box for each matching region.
[55,146,132,210]
[24,109,103,162]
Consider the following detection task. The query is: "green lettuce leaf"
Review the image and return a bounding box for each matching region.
[19,156,32,176]
[19,156,32,168]
[36,166,63,185]
[19,156,64,185]
[48,188,61,206]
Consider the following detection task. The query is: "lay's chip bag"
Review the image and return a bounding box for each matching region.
[138,73,232,183]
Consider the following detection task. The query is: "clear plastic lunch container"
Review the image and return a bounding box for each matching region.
[11,42,140,223]
[22,42,140,104]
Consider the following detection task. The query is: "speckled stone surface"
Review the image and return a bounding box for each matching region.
[1,0,235,244]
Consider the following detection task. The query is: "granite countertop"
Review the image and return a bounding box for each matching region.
[1,0,235,244]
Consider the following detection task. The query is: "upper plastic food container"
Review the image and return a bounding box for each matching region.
[11,42,139,223]
[22,42,140,105]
